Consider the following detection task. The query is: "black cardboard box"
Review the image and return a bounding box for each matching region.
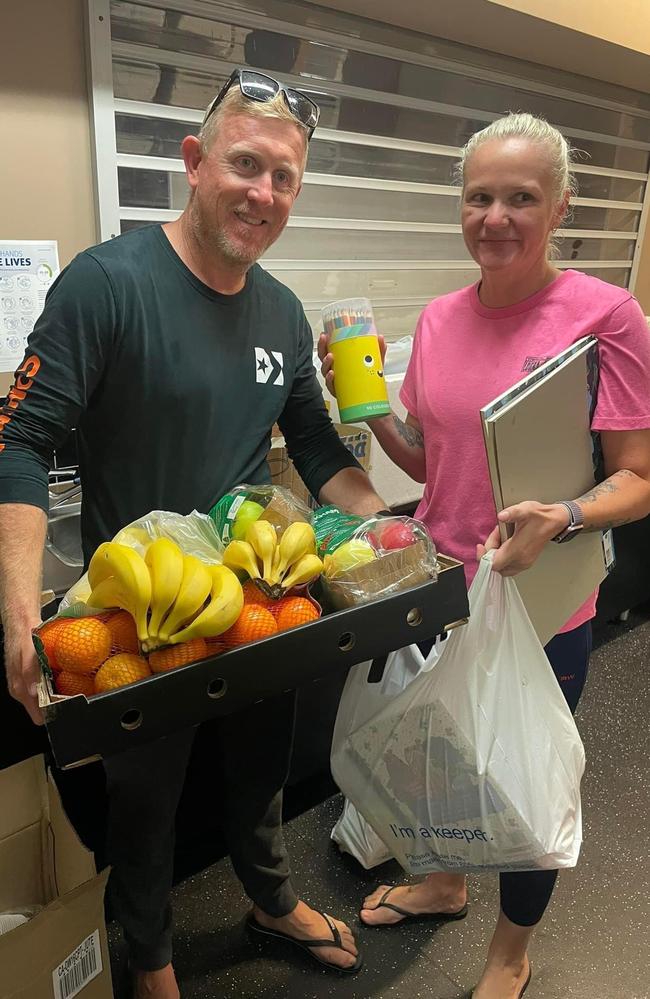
[38,557,468,769]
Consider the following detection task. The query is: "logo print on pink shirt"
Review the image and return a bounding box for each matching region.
[522,355,551,372]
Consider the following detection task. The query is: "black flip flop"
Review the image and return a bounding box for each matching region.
[470,963,532,998]
[246,910,363,975]
[518,965,532,997]
[360,885,469,927]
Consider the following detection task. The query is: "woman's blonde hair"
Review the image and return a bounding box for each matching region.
[456,112,579,255]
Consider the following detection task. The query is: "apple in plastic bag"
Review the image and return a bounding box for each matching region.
[379,521,417,550]
[325,539,377,577]
[366,531,381,551]
[232,500,265,540]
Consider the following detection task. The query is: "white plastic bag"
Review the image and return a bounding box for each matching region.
[384,336,414,376]
[331,639,444,868]
[331,799,391,869]
[331,553,585,874]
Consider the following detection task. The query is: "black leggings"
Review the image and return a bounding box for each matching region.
[499,621,592,926]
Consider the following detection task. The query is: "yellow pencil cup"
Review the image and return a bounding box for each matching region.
[321,297,390,423]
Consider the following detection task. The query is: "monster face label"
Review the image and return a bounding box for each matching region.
[323,298,391,423]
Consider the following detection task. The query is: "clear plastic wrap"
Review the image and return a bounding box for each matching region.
[209,484,311,543]
[58,509,224,613]
[320,514,438,609]
[312,505,365,556]
[114,509,224,561]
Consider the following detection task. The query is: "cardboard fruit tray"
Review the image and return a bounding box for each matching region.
[39,556,468,769]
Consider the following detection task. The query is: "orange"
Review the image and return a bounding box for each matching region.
[148,638,208,674]
[221,605,277,649]
[37,618,72,671]
[242,580,276,611]
[275,597,320,633]
[56,671,96,697]
[55,617,112,674]
[95,653,151,692]
[105,610,139,654]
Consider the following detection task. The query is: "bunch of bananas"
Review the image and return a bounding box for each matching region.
[87,539,243,652]
[223,521,323,597]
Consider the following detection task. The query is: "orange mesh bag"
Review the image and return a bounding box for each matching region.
[54,618,112,675]
[149,638,208,674]
[55,672,96,697]
[36,607,148,699]
[95,653,151,692]
[37,619,71,673]
[242,580,277,611]
[104,610,140,655]
[275,596,320,632]
[221,605,277,648]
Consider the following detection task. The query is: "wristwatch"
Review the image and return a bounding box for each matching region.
[551,500,584,543]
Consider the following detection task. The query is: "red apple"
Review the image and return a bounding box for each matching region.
[379,521,417,550]
[366,531,381,551]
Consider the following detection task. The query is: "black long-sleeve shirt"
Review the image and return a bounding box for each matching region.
[0,224,358,561]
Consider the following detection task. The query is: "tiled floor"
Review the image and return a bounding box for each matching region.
[109,610,650,999]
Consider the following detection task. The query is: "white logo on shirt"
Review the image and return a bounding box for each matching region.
[254,347,284,386]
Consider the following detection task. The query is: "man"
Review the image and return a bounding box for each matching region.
[0,69,387,998]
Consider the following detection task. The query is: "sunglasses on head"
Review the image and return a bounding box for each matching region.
[202,68,321,139]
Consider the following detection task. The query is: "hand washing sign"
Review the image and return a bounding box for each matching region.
[0,240,59,372]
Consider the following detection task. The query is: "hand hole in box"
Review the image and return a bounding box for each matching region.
[407,607,423,627]
[207,677,227,699]
[338,632,356,652]
[120,709,143,731]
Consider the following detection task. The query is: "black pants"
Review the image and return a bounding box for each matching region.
[104,692,299,971]
[499,621,592,926]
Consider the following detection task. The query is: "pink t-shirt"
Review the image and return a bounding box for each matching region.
[400,269,650,633]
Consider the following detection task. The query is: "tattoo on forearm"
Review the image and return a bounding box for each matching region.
[577,469,635,505]
[585,518,632,532]
[578,469,637,532]
[393,415,424,449]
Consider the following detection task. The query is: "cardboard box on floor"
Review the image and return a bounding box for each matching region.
[0,755,113,999]
[268,422,372,509]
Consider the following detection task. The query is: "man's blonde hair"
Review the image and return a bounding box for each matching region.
[198,85,308,164]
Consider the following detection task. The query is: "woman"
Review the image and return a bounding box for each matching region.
[319,113,650,999]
